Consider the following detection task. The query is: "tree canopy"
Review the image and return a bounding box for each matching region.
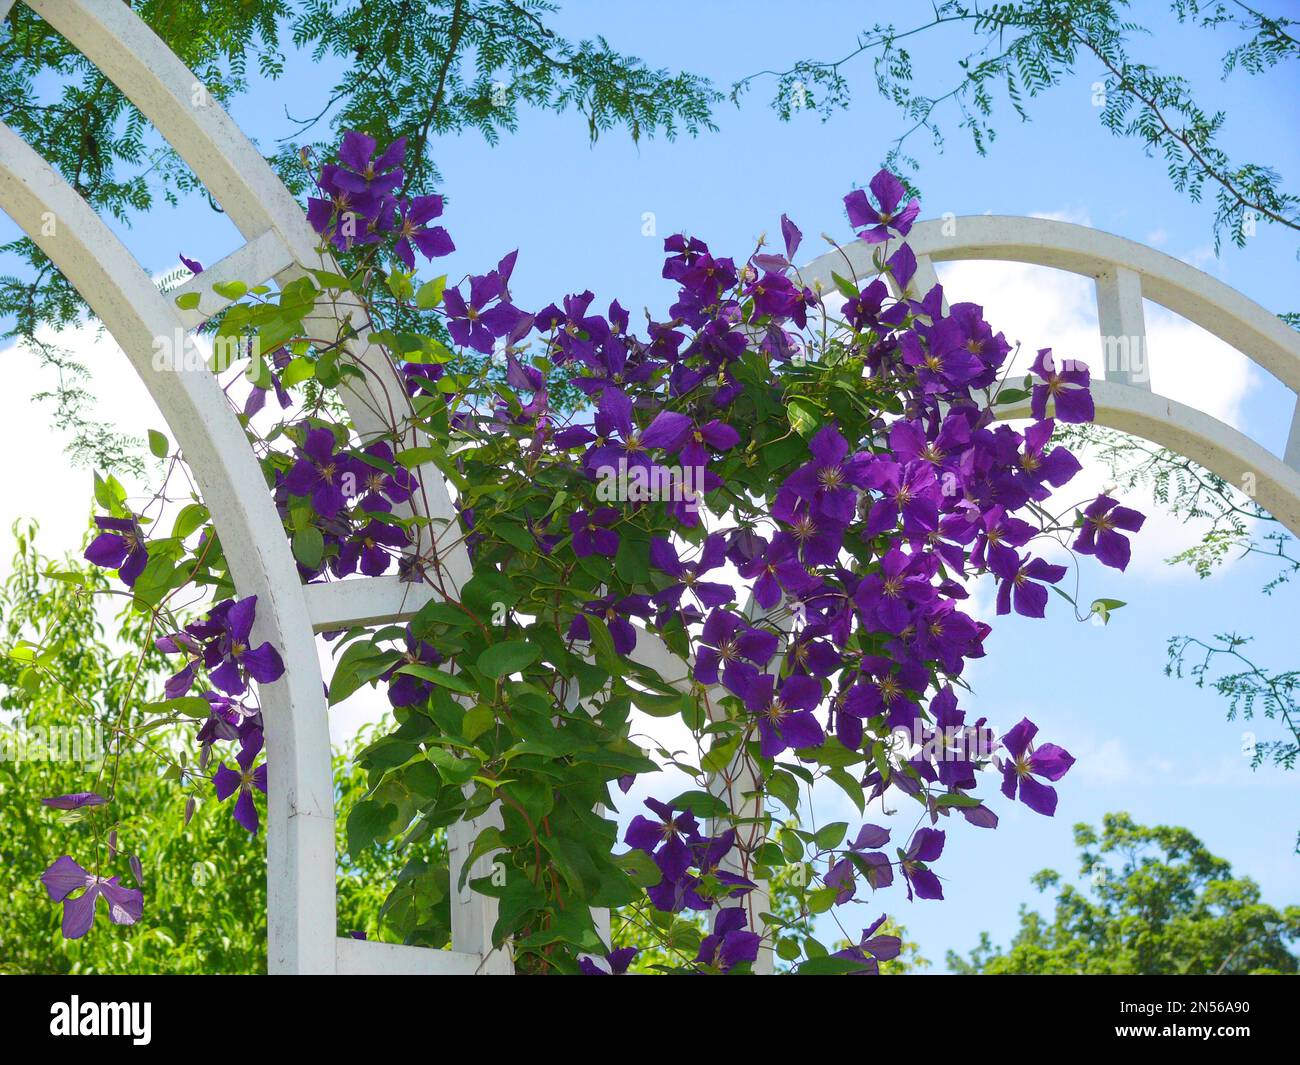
[949,812,1300,974]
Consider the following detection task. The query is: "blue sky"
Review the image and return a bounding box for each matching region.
[3,1,1297,968]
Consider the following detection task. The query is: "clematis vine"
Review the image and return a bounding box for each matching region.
[38,129,1148,973]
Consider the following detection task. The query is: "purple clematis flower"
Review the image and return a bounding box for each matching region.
[537,290,611,365]
[900,827,945,900]
[334,518,409,577]
[584,388,652,476]
[999,718,1075,816]
[334,131,406,196]
[41,855,143,939]
[568,594,651,656]
[382,626,443,707]
[853,546,938,635]
[969,505,1037,578]
[692,829,756,898]
[862,459,940,538]
[737,531,820,610]
[284,426,359,520]
[41,792,108,810]
[443,272,525,354]
[781,500,846,568]
[694,610,779,696]
[179,253,203,275]
[307,164,383,249]
[569,508,621,558]
[899,324,982,393]
[784,632,843,678]
[578,946,638,975]
[641,410,740,470]
[627,798,701,883]
[774,423,872,525]
[206,596,286,696]
[381,194,455,269]
[1073,494,1146,571]
[844,169,920,243]
[996,556,1068,617]
[1014,418,1082,500]
[213,730,268,834]
[650,533,733,612]
[696,906,760,972]
[741,672,825,757]
[355,441,419,513]
[830,913,903,974]
[841,656,927,739]
[84,516,149,586]
[745,269,801,322]
[1030,348,1094,423]
[196,689,260,746]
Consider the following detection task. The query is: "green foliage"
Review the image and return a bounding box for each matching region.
[0,521,419,971]
[0,0,717,470]
[0,521,267,973]
[335,725,451,946]
[948,812,1300,974]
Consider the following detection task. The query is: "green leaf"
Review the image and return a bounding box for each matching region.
[292,526,324,569]
[459,826,505,890]
[1090,598,1127,625]
[396,662,477,694]
[142,696,211,718]
[476,640,541,679]
[394,446,438,469]
[813,821,848,850]
[767,770,801,815]
[776,937,802,962]
[581,613,619,669]
[830,271,859,300]
[174,291,201,311]
[346,799,401,857]
[462,703,496,741]
[415,275,447,309]
[147,429,169,459]
[281,356,315,387]
[614,848,662,888]
[171,503,209,540]
[668,790,729,819]
[787,397,821,438]
[427,746,478,787]
[212,280,248,301]
[629,688,689,718]
[796,955,873,975]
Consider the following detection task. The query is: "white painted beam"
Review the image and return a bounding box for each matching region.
[1095,265,1151,389]
[170,229,296,329]
[334,937,488,975]
[999,379,1300,536]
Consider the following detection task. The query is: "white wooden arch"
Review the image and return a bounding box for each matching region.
[800,216,1300,537]
[4,0,1298,977]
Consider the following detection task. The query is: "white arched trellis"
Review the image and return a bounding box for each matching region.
[3,0,1298,976]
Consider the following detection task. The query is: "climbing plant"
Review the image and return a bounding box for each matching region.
[22,133,1144,973]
